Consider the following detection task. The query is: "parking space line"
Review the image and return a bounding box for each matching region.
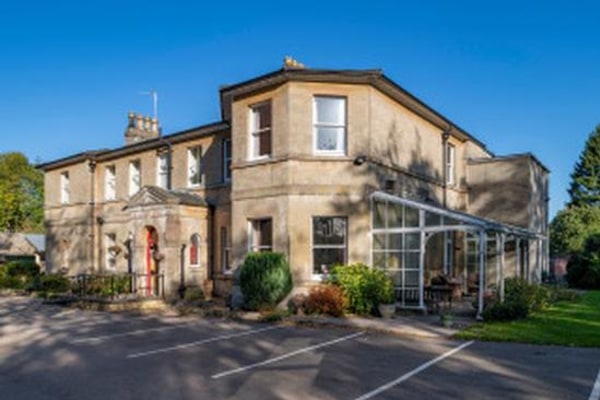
[72,323,196,344]
[353,340,475,400]
[589,367,600,400]
[212,331,365,379]
[127,325,284,359]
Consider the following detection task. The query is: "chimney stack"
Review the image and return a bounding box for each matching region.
[124,112,160,145]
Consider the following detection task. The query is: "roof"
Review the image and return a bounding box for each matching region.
[37,121,229,171]
[124,186,209,210]
[0,232,45,256]
[468,152,550,173]
[371,191,543,239]
[219,67,492,153]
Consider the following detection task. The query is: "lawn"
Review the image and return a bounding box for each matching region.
[455,290,600,347]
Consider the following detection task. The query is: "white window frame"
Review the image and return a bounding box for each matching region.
[446,143,456,185]
[248,218,273,253]
[249,101,272,160]
[311,216,348,278]
[222,138,232,182]
[128,160,141,196]
[104,165,116,201]
[187,146,203,187]
[313,96,346,155]
[157,153,168,189]
[105,233,117,270]
[60,171,70,204]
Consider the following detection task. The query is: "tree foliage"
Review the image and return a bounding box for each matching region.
[566,233,600,289]
[0,152,44,232]
[568,125,600,207]
[550,206,600,256]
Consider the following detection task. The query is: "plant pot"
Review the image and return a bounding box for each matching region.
[378,303,396,319]
[440,313,454,328]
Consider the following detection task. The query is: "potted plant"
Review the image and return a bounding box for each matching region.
[377,275,396,319]
[440,303,454,328]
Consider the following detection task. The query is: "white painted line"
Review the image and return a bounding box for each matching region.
[127,325,284,359]
[72,323,195,344]
[353,340,475,400]
[212,331,365,379]
[589,367,600,400]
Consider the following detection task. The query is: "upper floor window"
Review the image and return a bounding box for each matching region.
[222,138,232,182]
[313,96,346,155]
[250,102,272,159]
[129,160,141,196]
[60,171,70,204]
[248,218,272,253]
[157,153,169,189]
[446,144,455,185]
[104,165,116,201]
[187,146,203,187]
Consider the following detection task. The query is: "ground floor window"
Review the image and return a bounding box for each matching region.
[189,234,200,267]
[220,227,230,272]
[248,218,272,252]
[312,216,347,275]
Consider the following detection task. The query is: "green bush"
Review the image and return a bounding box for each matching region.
[565,233,600,289]
[484,277,550,322]
[240,252,293,311]
[329,263,396,316]
[0,260,40,289]
[183,286,204,303]
[39,274,71,294]
[303,285,347,317]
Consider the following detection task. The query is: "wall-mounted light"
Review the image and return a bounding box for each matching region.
[353,155,367,166]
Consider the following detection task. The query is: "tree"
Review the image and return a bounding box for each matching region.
[0,152,44,232]
[550,206,600,256]
[568,125,600,207]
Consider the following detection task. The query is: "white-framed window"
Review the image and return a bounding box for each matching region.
[157,153,168,189]
[248,218,273,253]
[446,143,455,185]
[220,227,231,272]
[222,138,232,182]
[187,146,203,187]
[60,171,70,204]
[189,234,200,267]
[129,160,141,196]
[313,96,346,155]
[249,101,272,159]
[104,165,116,201]
[105,233,117,270]
[312,216,347,275]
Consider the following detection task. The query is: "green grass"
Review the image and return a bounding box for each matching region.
[455,290,600,347]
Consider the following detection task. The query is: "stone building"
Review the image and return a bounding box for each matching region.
[39,58,549,314]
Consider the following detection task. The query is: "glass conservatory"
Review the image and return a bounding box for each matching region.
[370,191,543,318]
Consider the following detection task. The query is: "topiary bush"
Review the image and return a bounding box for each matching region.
[329,263,396,316]
[303,285,347,317]
[240,252,293,311]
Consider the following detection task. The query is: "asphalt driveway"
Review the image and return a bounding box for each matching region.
[1,296,599,399]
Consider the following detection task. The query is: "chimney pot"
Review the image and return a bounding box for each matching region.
[136,114,143,130]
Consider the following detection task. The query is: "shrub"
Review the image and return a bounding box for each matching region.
[39,273,71,294]
[329,263,395,316]
[0,260,40,289]
[240,252,293,311]
[303,285,347,317]
[483,277,550,321]
[183,286,204,303]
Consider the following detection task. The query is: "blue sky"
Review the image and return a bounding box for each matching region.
[1,1,598,219]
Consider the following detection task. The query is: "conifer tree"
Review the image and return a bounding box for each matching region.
[568,125,600,207]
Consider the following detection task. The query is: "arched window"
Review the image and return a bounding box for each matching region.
[190,234,200,267]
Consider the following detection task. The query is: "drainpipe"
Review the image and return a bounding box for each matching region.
[441,129,451,208]
[88,159,96,272]
[178,243,186,299]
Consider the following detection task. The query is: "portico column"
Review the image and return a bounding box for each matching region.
[477,229,487,320]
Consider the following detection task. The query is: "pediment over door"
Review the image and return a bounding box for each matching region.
[124,186,208,210]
